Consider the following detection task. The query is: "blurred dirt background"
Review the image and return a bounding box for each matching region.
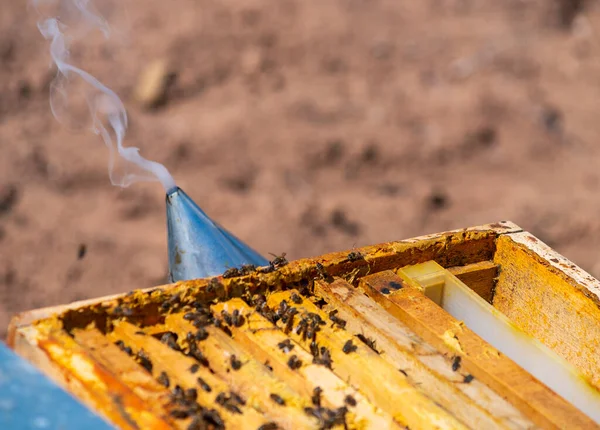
[2,0,600,337]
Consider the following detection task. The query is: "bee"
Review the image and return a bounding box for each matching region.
[188,412,222,430]
[344,395,357,407]
[256,264,276,274]
[189,364,199,374]
[277,300,289,317]
[264,361,274,371]
[295,318,308,338]
[355,334,380,354]
[114,340,133,356]
[315,262,331,280]
[287,355,302,370]
[270,393,286,406]
[452,356,462,372]
[136,349,153,372]
[342,339,357,354]
[330,406,348,428]
[277,339,295,353]
[157,371,170,388]
[311,387,323,407]
[221,310,233,326]
[187,343,209,367]
[215,392,227,404]
[112,305,134,317]
[216,393,243,415]
[252,294,267,307]
[160,332,181,351]
[283,311,295,334]
[184,312,198,321]
[290,292,303,304]
[347,251,363,262]
[223,267,241,278]
[161,293,181,312]
[463,374,474,383]
[258,304,280,324]
[298,278,311,296]
[200,409,224,428]
[389,281,403,290]
[189,300,203,310]
[329,310,347,329]
[304,407,322,421]
[308,312,325,326]
[310,341,319,357]
[192,314,213,328]
[232,309,244,327]
[197,377,211,392]
[194,327,208,341]
[185,388,197,401]
[313,346,333,369]
[170,409,190,419]
[77,244,87,260]
[171,385,184,398]
[187,415,203,430]
[230,392,245,406]
[230,355,242,370]
[270,253,288,268]
[240,264,257,275]
[207,277,222,293]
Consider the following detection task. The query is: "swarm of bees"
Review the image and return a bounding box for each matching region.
[103,259,402,430]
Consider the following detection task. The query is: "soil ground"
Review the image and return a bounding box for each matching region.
[2,0,600,337]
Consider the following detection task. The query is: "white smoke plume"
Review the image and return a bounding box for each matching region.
[32,0,176,192]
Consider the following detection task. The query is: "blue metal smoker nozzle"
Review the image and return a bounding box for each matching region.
[166,187,269,282]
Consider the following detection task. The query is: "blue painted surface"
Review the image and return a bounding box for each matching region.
[166,187,269,281]
[0,342,115,430]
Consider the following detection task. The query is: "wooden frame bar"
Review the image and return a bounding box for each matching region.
[360,270,596,429]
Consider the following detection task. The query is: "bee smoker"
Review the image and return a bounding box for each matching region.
[165,187,269,282]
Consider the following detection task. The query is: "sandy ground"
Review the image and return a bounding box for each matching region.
[2,0,600,337]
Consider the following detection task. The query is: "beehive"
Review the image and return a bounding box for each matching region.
[8,221,600,429]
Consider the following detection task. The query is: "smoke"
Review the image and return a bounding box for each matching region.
[32,0,176,192]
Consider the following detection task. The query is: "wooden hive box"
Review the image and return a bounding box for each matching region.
[7,221,600,429]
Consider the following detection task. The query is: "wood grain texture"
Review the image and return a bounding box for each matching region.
[166,314,318,429]
[361,270,598,430]
[107,321,268,429]
[26,323,174,430]
[266,290,469,430]
[494,234,600,390]
[212,298,400,429]
[72,328,180,426]
[317,276,533,430]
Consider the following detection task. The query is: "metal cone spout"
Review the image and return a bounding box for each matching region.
[166,187,269,282]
